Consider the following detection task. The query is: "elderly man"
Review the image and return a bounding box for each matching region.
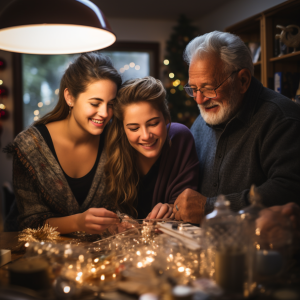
[173,31,300,223]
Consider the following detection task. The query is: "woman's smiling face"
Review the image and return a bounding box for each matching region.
[66,79,117,136]
[123,101,168,160]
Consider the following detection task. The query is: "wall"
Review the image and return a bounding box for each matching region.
[196,0,287,33]
[0,50,13,216]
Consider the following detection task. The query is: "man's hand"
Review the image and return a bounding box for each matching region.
[273,202,300,231]
[173,188,206,224]
[256,202,300,246]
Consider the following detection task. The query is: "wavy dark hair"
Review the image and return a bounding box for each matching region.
[34,52,122,125]
[105,76,171,217]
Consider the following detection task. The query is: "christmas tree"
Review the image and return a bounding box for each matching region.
[164,15,199,128]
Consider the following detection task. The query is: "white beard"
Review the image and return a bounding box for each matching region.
[198,88,241,125]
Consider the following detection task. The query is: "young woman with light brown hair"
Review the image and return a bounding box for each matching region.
[105,76,199,219]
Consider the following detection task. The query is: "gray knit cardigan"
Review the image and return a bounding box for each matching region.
[5,126,112,230]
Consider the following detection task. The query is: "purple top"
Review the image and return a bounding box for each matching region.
[152,122,200,207]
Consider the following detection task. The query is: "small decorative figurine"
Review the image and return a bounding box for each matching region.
[275,25,300,55]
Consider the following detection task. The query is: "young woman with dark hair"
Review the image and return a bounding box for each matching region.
[6,52,122,234]
[105,76,199,219]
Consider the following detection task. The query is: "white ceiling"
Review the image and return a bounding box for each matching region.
[0,0,231,21]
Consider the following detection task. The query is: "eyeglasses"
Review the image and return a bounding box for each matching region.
[184,70,240,99]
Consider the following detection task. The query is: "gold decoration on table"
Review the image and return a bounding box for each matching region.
[13,224,61,252]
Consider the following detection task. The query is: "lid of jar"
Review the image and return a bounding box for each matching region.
[172,285,193,300]
[214,195,230,208]
[139,293,159,300]
[239,185,264,216]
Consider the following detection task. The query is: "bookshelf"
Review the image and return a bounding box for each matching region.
[225,0,300,99]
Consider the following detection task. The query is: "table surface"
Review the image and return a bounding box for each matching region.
[1,232,300,300]
[0,232,74,263]
[0,232,22,288]
[0,231,22,262]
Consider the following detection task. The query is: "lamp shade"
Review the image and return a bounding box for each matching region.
[0,0,116,54]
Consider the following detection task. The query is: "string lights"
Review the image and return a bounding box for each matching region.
[120,62,141,74]
[18,220,201,297]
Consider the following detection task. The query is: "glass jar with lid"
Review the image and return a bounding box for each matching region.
[239,186,294,296]
[239,185,264,295]
[202,195,246,297]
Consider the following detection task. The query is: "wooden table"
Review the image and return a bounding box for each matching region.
[0,231,90,297]
[0,232,23,262]
[0,231,75,264]
[0,232,22,289]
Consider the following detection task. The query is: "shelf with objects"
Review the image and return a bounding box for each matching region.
[225,15,262,83]
[225,0,300,101]
[264,0,300,100]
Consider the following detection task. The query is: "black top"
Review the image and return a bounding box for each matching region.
[136,156,161,219]
[35,124,104,206]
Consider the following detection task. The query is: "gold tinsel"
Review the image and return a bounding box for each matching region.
[13,224,61,252]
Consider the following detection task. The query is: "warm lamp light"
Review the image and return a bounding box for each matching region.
[0,0,116,54]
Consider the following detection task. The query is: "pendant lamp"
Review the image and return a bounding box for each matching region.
[0,0,116,54]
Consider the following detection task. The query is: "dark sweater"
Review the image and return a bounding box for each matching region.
[191,77,300,213]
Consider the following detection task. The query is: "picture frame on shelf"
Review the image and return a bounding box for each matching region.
[253,46,261,63]
[247,42,260,63]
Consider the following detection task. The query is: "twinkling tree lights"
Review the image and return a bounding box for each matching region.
[164,15,199,128]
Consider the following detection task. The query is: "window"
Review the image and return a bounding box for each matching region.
[102,51,150,82]
[22,54,74,128]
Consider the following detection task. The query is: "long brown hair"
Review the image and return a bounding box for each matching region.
[105,76,171,217]
[34,52,122,125]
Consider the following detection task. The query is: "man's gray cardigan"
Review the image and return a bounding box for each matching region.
[191,77,300,213]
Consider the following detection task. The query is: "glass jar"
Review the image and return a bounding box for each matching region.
[239,185,294,297]
[239,185,265,295]
[252,207,293,296]
[202,195,246,297]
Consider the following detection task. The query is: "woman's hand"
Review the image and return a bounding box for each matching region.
[146,203,174,220]
[76,208,119,234]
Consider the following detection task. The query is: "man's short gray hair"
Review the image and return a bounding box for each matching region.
[184,31,254,76]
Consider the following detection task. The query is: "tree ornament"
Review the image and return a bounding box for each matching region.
[0,57,6,70]
[0,105,9,120]
[0,85,8,96]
